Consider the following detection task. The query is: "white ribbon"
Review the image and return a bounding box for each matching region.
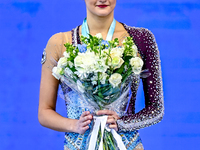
[88,116,126,150]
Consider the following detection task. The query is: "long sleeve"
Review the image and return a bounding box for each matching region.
[117,26,164,131]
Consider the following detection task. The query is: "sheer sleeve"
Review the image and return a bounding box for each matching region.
[41,32,72,69]
[117,28,164,131]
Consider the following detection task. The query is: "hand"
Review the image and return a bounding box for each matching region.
[96,110,120,131]
[75,111,93,134]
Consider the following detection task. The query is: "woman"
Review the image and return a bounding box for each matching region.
[38,0,164,149]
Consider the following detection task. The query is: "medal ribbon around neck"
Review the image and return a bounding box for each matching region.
[81,18,116,41]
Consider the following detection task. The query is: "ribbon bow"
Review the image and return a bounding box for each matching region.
[88,116,126,150]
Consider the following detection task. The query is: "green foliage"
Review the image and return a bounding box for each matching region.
[62,34,138,109]
[123,37,135,57]
[64,43,79,62]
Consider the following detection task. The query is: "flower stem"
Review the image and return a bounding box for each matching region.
[105,131,116,150]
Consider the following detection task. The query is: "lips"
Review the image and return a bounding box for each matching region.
[97,5,108,8]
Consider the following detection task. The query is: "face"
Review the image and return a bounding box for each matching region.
[85,0,116,17]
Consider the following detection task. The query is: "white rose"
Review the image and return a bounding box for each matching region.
[109,73,122,88]
[110,47,124,58]
[63,51,70,58]
[52,67,62,80]
[129,57,144,74]
[57,57,68,68]
[111,56,124,69]
[95,33,103,39]
[74,54,83,67]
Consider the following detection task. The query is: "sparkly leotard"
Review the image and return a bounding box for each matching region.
[42,23,164,150]
[61,24,164,150]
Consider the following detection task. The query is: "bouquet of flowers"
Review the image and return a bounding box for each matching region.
[52,33,144,150]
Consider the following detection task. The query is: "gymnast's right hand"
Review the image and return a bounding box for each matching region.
[75,111,93,134]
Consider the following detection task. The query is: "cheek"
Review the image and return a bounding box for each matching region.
[110,0,116,9]
[85,0,96,9]
[111,0,116,5]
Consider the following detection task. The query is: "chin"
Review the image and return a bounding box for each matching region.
[95,10,114,17]
[97,13,112,17]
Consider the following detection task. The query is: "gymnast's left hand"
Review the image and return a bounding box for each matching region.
[96,110,120,131]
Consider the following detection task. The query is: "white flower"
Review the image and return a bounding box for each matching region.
[129,57,144,74]
[68,61,73,68]
[99,73,108,84]
[92,80,97,85]
[57,57,68,68]
[92,81,97,85]
[103,47,124,67]
[95,33,103,39]
[74,71,87,79]
[132,44,138,57]
[74,51,99,75]
[95,58,108,73]
[109,73,122,88]
[52,67,62,80]
[63,51,70,58]
[111,56,124,69]
[110,47,124,58]
[74,54,83,67]
[91,74,98,85]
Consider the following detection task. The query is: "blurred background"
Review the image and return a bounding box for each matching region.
[0,0,200,149]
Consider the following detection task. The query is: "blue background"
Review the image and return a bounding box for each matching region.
[0,0,200,150]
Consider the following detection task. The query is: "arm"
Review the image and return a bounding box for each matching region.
[117,28,164,131]
[38,33,92,134]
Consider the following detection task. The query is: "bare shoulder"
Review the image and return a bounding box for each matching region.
[47,31,72,45]
[63,31,72,44]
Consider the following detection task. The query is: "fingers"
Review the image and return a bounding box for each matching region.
[107,116,118,131]
[76,111,93,134]
[80,111,93,122]
[82,119,91,127]
[108,124,118,131]
[96,110,119,119]
[106,116,116,124]
[78,110,119,133]
[96,110,115,116]
[106,116,118,131]
[78,125,89,134]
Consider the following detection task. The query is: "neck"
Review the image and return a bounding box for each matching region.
[86,11,114,36]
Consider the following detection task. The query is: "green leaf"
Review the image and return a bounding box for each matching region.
[115,63,125,74]
[124,56,132,63]
[122,68,132,84]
